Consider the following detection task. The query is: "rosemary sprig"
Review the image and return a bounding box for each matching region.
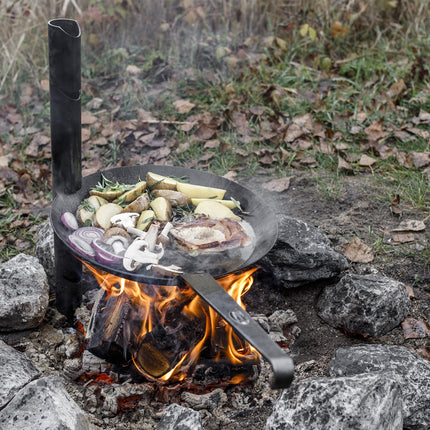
[231,197,249,215]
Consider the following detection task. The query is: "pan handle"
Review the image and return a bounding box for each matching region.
[180,273,294,389]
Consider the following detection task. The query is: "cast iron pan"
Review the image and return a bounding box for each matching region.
[51,165,294,388]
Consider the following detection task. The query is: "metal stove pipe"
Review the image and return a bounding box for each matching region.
[48,19,83,318]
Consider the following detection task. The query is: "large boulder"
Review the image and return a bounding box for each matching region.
[259,215,349,288]
[0,340,40,408]
[265,372,403,430]
[330,344,430,429]
[0,254,49,331]
[0,376,93,430]
[317,273,410,337]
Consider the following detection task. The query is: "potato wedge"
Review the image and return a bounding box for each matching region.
[152,189,191,207]
[93,203,123,229]
[136,210,155,231]
[121,194,150,213]
[176,182,226,200]
[114,181,147,203]
[194,200,241,221]
[191,198,237,210]
[76,195,108,226]
[150,197,173,221]
[146,172,177,190]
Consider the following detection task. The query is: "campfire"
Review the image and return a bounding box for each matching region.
[84,263,261,386]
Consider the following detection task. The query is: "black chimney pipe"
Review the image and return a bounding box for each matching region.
[48,19,83,319]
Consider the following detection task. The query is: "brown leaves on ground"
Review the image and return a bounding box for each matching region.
[342,237,374,263]
[401,318,430,339]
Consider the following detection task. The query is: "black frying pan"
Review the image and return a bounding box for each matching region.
[50,165,294,387]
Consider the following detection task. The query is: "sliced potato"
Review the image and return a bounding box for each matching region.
[94,203,123,230]
[76,195,108,226]
[194,200,241,221]
[176,182,226,200]
[136,210,155,231]
[152,189,191,207]
[150,197,173,221]
[146,172,178,190]
[121,194,150,213]
[191,198,237,210]
[114,181,147,203]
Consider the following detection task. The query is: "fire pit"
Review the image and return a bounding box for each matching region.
[48,19,294,389]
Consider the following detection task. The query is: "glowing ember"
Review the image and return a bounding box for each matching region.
[84,262,261,384]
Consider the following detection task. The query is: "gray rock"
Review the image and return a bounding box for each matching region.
[181,388,227,412]
[265,372,403,430]
[35,221,55,289]
[330,344,430,430]
[0,254,49,331]
[317,273,410,337]
[0,340,40,408]
[259,215,349,288]
[157,403,203,430]
[0,375,93,430]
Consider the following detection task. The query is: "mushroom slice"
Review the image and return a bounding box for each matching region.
[123,238,165,272]
[102,227,131,254]
[110,212,139,230]
[157,222,173,246]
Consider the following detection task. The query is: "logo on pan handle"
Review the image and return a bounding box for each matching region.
[229,310,250,325]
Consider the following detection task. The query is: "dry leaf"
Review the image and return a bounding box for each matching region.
[81,111,98,125]
[358,154,377,167]
[401,318,430,339]
[337,155,353,174]
[203,139,220,149]
[392,219,426,232]
[343,237,374,263]
[386,79,405,99]
[284,123,305,143]
[417,347,430,361]
[173,99,196,114]
[392,233,415,243]
[364,120,388,142]
[40,79,50,92]
[262,177,292,192]
[390,194,402,215]
[223,171,237,181]
[331,21,347,39]
[404,285,415,299]
[126,65,142,76]
[410,151,430,168]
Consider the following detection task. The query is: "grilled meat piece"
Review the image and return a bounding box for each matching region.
[170,216,252,252]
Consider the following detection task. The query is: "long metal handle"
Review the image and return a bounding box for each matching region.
[180,273,294,388]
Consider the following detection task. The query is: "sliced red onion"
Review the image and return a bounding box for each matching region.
[68,234,96,259]
[70,227,104,244]
[91,238,123,265]
[61,212,79,231]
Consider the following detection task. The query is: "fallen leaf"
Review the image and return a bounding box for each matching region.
[358,154,377,167]
[418,109,430,123]
[364,120,389,142]
[392,219,426,232]
[81,111,98,125]
[40,79,50,92]
[343,237,374,263]
[196,124,217,140]
[203,139,220,149]
[223,171,237,181]
[417,347,430,361]
[392,233,415,243]
[404,285,415,299]
[262,177,292,192]
[401,318,430,339]
[126,65,142,76]
[173,99,196,114]
[337,155,353,174]
[410,151,430,168]
[390,194,402,215]
[284,123,305,143]
[386,79,405,99]
[86,97,103,110]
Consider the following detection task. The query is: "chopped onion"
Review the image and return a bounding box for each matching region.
[91,238,123,265]
[68,234,96,259]
[61,212,79,231]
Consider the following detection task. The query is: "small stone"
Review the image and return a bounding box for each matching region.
[317,273,410,337]
[0,376,93,429]
[157,403,203,430]
[259,215,349,288]
[265,372,403,430]
[181,388,227,411]
[0,254,49,331]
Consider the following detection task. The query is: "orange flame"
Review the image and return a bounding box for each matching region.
[84,262,260,383]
